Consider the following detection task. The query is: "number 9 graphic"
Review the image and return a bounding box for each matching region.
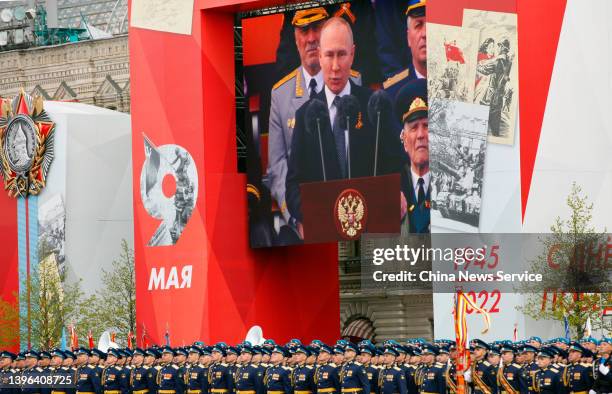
[140,134,199,246]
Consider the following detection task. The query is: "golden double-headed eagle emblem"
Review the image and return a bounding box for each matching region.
[334,189,367,240]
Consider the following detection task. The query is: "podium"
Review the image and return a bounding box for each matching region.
[300,174,401,243]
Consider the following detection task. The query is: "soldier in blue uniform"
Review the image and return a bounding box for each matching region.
[520,344,539,394]
[357,341,378,394]
[209,344,234,394]
[404,345,421,394]
[562,341,593,393]
[291,345,315,394]
[315,344,340,394]
[467,339,497,394]
[377,347,406,394]
[416,344,446,394]
[21,351,46,394]
[184,347,208,394]
[0,351,18,394]
[144,349,160,394]
[496,343,527,393]
[129,348,150,394]
[593,337,612,394]
[339,342,369,394]
[534,348,562,393]
[234,344,264,394]
[102,348,128,394]
[75,348,102,394]
[264,345,292,394]
[156,347,183,394]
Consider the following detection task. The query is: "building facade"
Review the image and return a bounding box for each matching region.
[0,34,129,112]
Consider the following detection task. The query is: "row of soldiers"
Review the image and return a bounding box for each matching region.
[1,336,611,394]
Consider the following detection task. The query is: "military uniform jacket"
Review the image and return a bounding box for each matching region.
[129,365,150,393]
[593,356,612,393]
[52,366,78,394]
[76,364,102,394]
[102,365,128,394]
[184,364,208,394]
[535,367,561,393]
[401,365,418,394]
[418,362,447,394]
[264,364,292,394]
[520,362,539,394]
[20,366,45,394]
[156,363,183,394]
[234,364,264,394]
[208,363,234,393]
[315,363,340,393]
[292,364,315,393]
[496,363,526,394]
[377,366,406,394]
[562,361,593,393]
[145,365,161,394]
[340,362,370,393]
[0,366,19,394]
[363,365,378,394]
[445,362,458,394]
[470,360,497,394]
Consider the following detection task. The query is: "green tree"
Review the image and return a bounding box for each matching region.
[89,239,136,347]
[517,182,611,338]
[0,292,19,349]
[20,256,93,350]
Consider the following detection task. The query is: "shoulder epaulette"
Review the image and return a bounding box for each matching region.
[221,363,228,367]
[171,364,179,370]
[87,365,96,369]
[282,366,292,371]
[329,363,337,368]
[435,362,444,368]
[383,69,410,89]
[580,362,592,367]
[143,365,150,369]
[512,363,521,368]
[273,69,298,90]
[305,365,313,370]
[354,361,362,366]
[393,366,401,371]
[35,367,43,372]
[350,69,361,78]
[482,361,490,367]
[154,365,162,370]
[550,368,559,373]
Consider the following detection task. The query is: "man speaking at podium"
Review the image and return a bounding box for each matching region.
[285,16,376,239]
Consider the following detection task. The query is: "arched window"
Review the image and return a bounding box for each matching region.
[341,316,375,343]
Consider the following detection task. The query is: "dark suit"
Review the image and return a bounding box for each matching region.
[400,164,430,234]
[286,81,376,223]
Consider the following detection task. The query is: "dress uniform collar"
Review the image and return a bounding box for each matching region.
[301,67,323,96]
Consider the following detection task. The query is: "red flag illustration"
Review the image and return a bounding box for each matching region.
[88,330,94,349]
[445,41,465,64]
[127,331,134,350]
[142,323,149,349]
[69,324,79,350]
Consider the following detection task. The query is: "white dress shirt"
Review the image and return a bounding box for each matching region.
[302,68,324,95]
[411,169,430,198]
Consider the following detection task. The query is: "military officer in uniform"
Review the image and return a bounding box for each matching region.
[382,0,426,100]
[497,343,526,394]
[0,351,17,394]
[467,339,497,394]
[291,345,315,394]
[21,351,45,394]
[144,349,161,394]
[520,345,539,394]
[75,348,101,394]
[156,347,183,394]
[593,337,612,394]
[264,345,291,394]
[209,344,234,394]
[417,344,446,394]
[357,341,378,394]
[339,343,369,394]
[184,347,208,394]
[234,344,264,394]
[129,348,150,394]
[534,348,562,393]
[315,344,340,394]
[377,347,406,394]
[102,348,128,394]
[562,341,593,393]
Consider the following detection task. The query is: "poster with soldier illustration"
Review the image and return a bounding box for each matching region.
[463,9,518,145]
[426,23,479,103]
[429,99,488,232]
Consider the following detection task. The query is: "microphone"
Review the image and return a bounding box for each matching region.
[367,90,393,176]
[337,95,360,179]
[305,99,330,181]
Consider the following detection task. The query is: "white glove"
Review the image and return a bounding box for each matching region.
[464,368,472,382]
[588,390,596,394]
[599,362,610,375]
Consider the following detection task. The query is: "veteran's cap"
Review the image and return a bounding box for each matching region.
[292,7,329,28]
[406,0,426,17]
[395,79,427,125]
